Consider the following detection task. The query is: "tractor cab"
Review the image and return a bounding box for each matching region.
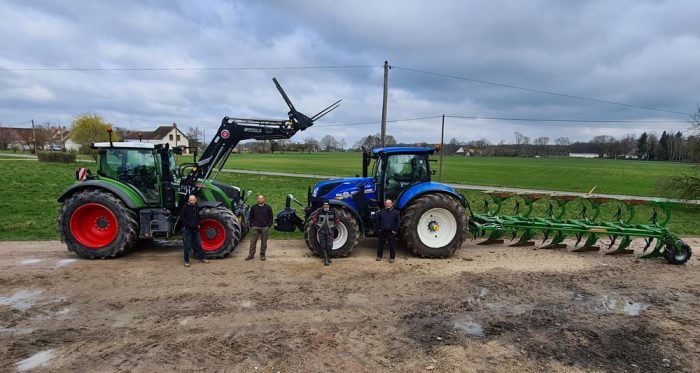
[93,142,176,205]
[369,147,434,203]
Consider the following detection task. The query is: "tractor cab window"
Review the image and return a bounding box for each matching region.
[383,154,430,201]
[168,151,178,182]
[99,148,160,204]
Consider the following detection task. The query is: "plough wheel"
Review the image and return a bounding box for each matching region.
[401,193,467,258]
[663,240,692,265]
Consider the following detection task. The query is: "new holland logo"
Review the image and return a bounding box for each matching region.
[220,129,231,139]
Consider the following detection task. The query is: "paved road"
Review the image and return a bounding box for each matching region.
[220,168,700,205]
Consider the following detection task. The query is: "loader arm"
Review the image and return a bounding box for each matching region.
[180,78,340,196]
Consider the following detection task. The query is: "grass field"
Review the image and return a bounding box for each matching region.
[208,152,696,197]
[2,157,699,241]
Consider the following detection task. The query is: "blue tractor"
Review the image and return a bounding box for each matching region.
[275,147,468,258]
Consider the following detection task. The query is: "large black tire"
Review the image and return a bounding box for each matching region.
[198,206,241,259]
[663,240,692,265]
[400,193,467,258]
[57,189,138,259]
[304,207,360,258]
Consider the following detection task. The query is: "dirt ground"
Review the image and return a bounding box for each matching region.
[1,238,699,372]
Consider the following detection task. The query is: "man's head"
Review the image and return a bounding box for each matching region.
[385,199,393,209]
[257,194,265,205]
[322,200,330,211]
[188,194,197,205]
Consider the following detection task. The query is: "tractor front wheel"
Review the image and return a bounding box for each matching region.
[198,206,240,259]
[304,207,360,258]
[400,193,467,258]
[57,189,138,259]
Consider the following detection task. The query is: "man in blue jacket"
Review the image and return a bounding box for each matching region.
[376,199,400,263]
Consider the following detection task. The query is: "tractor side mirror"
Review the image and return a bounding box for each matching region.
[243,190,252,202]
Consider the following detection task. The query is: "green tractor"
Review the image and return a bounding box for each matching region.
[57,78,340,259]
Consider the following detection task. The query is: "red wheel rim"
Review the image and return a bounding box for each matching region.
[69,203,119,249]
[200,219,226,251]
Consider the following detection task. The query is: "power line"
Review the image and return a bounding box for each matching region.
[393,66,693,117]
[316,116,442,127]
[0,65,380,72]
[317,115,689,130]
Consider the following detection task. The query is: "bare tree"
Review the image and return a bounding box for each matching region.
[339,138,346,151]
[533,136,549,156]
[320,135,339,152]
[186,127,204,150]
[554,137,571,146]
[514,132,530,156]
[658,106,700,199]
[303,137,320,154]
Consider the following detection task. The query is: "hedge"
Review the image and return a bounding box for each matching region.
[37,151,76,163]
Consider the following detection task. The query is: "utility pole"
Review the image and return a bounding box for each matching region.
[380,60,390,147]
[31,119,37,153]
[439,115,445,182]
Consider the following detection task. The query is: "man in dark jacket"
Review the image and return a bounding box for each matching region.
[376,199,400,263]
[179,194,209,267]
[246,194,273,261]
[309,200,340,266]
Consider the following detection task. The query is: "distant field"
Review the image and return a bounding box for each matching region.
[206,152,696,197]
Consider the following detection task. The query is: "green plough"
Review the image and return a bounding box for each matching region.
[467,191,692,265]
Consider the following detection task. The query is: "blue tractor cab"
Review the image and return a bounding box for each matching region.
[275,147,468,258]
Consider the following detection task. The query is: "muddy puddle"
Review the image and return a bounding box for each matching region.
[15,350,55,372]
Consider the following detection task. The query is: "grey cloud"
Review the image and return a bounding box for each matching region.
[0,0,698,145]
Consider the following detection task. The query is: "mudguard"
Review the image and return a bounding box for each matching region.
[328,199,365,233]
[57,180,146,209]
[397,182,464,209]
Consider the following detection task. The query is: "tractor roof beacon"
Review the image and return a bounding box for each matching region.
[57,78,340,259]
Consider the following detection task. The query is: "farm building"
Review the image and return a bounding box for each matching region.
[122,122,191,153]
[568,153,598,158]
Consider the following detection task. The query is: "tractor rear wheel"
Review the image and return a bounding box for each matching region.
[663,240,692,265]
[400,193,467,258]
[304,207,360,258]
[199,206,240,259]
[57,189,138,259]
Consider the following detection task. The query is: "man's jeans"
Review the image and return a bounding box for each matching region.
[249,226,269,256]
[183,228,204,262]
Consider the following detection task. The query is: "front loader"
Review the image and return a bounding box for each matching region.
[57,78,340,259]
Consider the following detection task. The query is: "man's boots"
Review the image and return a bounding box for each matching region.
[323,250,330,266]
[326,250,332,264]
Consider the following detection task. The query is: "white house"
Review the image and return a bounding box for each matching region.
[123,123,190,153]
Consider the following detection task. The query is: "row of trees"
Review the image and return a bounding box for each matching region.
[0,123,58,152]
[240,133,397,153]
[442,130,699,161]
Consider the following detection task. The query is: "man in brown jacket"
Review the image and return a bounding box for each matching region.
[246,194,273,261]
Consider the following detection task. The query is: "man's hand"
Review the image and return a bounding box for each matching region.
[392,231,396,234]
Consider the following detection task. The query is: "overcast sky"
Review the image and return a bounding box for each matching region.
[1,0,699,145]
